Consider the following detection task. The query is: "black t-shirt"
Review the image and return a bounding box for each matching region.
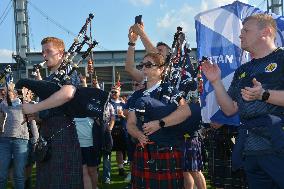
[228,47,284,120]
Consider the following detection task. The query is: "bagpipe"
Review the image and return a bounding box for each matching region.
[135,27,202,136]
[0,65,15,106]
[135,96,201,143]
[15,13,109,119]
[163,27,200,100]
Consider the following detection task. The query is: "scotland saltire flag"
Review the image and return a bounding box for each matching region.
[195,1,284,126]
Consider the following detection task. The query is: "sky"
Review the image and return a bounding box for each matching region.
[0,0,266,63]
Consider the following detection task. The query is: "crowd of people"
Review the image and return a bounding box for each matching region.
[0,13,284,189]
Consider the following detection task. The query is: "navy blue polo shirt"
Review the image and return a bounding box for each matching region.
[228,48,284,120]
[128,82,184,147]
[39,68,80,119]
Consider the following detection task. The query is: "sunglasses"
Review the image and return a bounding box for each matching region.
[132,83,143,87]
[111,91,118,94]
[137,61,159,69]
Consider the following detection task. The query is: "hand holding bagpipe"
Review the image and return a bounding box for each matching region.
[16,14,109,119]
[16,78,109,118]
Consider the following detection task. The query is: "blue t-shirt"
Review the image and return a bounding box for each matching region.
[128,81,184,147]
[228,47,284,120]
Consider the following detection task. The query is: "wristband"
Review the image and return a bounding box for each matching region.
[128,42,135,46]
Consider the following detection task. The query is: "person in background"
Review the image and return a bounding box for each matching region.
[92,77,115,185]
[23,88,39,189]
[183,128,206,189]
[0,85,6,133]
[0,83,30,189]
[74,75,99,189]
[110,85,128,177]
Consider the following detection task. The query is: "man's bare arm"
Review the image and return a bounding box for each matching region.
[202,61,238,116]
[212,80,238,116]
[22,85,76,114]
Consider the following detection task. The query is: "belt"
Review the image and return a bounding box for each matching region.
[136,142,176,151]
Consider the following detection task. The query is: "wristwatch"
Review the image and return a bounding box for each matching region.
[159,119,165,128]
[261,89,270,101]
[128,42,135,46]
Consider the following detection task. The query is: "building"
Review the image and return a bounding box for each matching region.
[1,48,197,94]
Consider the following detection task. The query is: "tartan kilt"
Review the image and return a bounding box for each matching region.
[183,136,203,172]
[111,125,127,151]
[131,143,184,189]
[36,116,83,189]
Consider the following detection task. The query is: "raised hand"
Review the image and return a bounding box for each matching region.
[128,26,139,43]
[132,23,144,36]
[202,60,221,84]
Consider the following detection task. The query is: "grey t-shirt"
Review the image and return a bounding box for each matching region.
[0,99,29,140]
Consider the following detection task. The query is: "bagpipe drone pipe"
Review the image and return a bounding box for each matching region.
[134,27,202,142]
[15,13,109,119]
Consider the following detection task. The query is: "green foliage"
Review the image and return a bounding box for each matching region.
[7,152,214,189]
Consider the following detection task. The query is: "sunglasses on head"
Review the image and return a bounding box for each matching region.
[137,61,158,69]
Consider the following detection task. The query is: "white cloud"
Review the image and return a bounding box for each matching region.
[156,0,250,47]
[201,0,249,11]
[156,4,196,46]
[129,0,152,6]
[0,49,14,63]
[159,0,168,9]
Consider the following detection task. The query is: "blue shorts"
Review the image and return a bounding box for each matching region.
[81,146,100,167]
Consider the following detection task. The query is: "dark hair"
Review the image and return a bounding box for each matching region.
[156,42,171,51]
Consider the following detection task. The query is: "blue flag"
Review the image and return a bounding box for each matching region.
[195,1,284,126]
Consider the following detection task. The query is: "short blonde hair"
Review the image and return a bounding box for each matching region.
[243,14,277,38]
[41,37,65,52]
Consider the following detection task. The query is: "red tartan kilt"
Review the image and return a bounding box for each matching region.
[131,143,184,189]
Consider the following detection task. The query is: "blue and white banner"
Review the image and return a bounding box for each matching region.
[195,1,284,126]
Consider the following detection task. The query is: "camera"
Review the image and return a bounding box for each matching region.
[135,15,142,24]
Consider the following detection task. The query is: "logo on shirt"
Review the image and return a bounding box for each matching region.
[239,72,246,79]
[265,63,277,73]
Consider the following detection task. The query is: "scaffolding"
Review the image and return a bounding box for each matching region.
[267,0,283,15]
